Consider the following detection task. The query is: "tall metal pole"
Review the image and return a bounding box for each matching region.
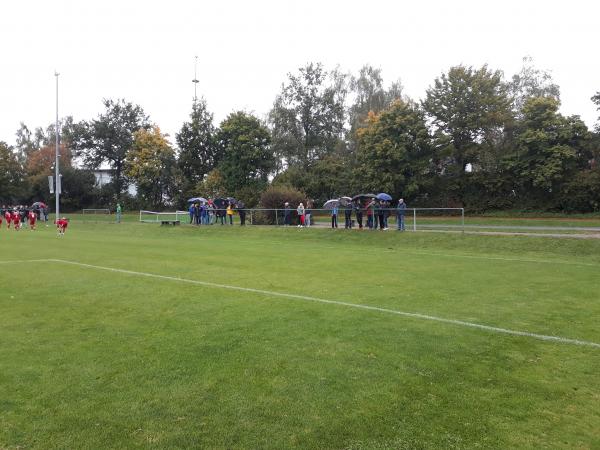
[192,56,199,104]
[54,71,60,220]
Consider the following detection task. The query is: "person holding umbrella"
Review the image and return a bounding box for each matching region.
[188,202,195,224]
[344,201,352,229]
[376,193,392,230]
[353,200,363,229]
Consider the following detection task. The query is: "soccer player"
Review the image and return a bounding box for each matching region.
[12,211,21,230]
[28,210,37,230]
[56,217,68,236]
[4,210,11,229]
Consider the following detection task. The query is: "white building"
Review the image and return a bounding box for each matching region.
[93,168,137,196]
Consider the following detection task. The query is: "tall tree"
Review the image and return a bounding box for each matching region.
[509,57,560,116]
[72,99,150,200]
[216,112,273,199]
[175,99,218,198]
[269,63,347,167]
[0,142,25,203]
[515,97,590,199]
[14,123,38,162]
[354,100,432,199]
[592,92,600,133]
[423,65,512,175]
[349,64,403,132]
[126,126,178,208]
[217,111,275,198]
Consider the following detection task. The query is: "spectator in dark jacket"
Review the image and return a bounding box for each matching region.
[354,201,363,229]
[397,198,407,231]
[283,202,291,226]
[344,203,352,229]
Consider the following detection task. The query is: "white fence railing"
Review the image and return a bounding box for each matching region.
[139,210,189,223]
[140,208,465,232]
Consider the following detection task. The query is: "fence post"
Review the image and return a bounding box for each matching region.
[275,209,279,226]
[413,208,417,231]
[461,208,465,234]
[250,210,253,225]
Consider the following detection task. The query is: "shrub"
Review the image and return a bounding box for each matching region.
[258,185,307,224]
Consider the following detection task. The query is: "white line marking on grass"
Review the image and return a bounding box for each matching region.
[0,259,55,265]
[40,258,600,349]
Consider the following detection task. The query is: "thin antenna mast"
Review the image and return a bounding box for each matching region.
[192,56,199,103]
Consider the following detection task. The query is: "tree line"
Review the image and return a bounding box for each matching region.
[2,57,599,213]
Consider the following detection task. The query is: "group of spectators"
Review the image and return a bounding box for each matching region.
[188,200,246,226]
[0,205,49,231]
[283,198,407,231]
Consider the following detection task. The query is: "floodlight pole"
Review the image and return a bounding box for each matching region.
[54,71,60,221]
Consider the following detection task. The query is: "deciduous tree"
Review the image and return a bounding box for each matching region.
[355,100,433,199]
[216,112,273,198]
[126,126,178,208]
[515,97,591,201]
[0,142,25,203]
[176,99,219,199]
[423,65,512,175]
[72,99,150,200]
[269,63,347,167]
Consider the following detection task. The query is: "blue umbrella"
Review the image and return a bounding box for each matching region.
[188,197,207,203]
[376,193,392,201]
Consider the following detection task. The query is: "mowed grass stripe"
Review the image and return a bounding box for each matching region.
[10,257,596,349]
[1,228,598,342]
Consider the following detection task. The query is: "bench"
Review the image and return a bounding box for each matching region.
[161,220,180,226]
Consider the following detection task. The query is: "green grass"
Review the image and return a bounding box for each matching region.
[1,223,599,449]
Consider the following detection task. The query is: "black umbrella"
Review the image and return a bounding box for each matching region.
[352,194,376,201]
[236,200,246,209]
[213,198,228,208]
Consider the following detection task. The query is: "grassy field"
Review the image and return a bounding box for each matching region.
[1,222,599,449]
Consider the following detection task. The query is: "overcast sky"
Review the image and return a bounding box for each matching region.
[2,0,599,147]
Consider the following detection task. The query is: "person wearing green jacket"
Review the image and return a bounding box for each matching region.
[116,203,122,223]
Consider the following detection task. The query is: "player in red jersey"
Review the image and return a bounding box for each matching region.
[4,210,11,229]
[12,212,21,230]
[56,217,68,236]
[28,210,37,230]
